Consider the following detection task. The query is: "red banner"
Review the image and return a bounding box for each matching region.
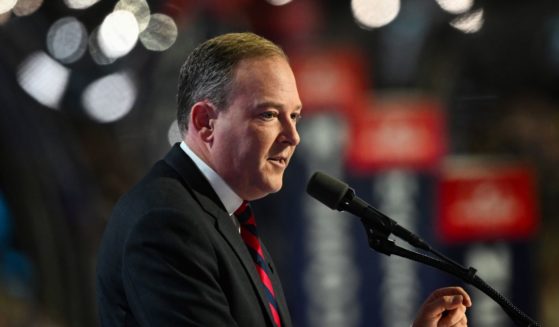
[437,159,539,243]
[345,97,446,171]
[290,48,368,116]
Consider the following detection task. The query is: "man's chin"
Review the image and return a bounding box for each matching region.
[248,180,283,200]
[268,182,283,194]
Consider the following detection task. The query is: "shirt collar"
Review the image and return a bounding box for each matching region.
[180,142,243,216]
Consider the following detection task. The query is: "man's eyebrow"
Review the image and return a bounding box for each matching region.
[255,101,284,110]
[256,101,303,111]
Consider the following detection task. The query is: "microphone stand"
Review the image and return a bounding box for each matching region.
[361,219,541,327]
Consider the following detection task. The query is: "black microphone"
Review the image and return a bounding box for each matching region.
[307,171,542,327]
[306,171,431,251]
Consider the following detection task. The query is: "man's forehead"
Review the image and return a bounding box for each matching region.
[228,57,299,102]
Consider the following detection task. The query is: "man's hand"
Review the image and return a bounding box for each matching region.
[412,287,472,327]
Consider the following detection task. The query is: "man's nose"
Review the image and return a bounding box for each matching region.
[281,119,300,146]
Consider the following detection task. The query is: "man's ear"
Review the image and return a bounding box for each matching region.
[190,101,218,142]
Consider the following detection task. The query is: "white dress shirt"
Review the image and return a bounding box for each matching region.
[180,142,243,229]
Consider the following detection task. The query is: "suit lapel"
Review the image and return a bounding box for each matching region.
[163,144,280,326]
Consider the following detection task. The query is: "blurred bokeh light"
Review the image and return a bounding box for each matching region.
[167,119,181,146]
[266,0,294,6]
[12,0,43,16]
[115,0,151,32]
[0,0,17,14]
[63,0,100,10]
[82,72,137,123]
[98,10,139,59]
[16,51,70,109]
[435,0,473,14]
[139,13,177,51]
[351,0,400,29]
[46,17,88,64]
[450,8,484,33]
[88,27,117,65]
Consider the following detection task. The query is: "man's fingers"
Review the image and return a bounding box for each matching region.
[412,287,472,327]
[423,295,466,326]
[438,305,467,327]
[424,294,464,317]
[427,287,472,307]
[446,316,468,327]
[449,295,464,307]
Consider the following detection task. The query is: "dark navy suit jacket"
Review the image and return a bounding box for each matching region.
[96,144,292,326]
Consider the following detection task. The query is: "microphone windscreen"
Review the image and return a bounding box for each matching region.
[306,171,349,210]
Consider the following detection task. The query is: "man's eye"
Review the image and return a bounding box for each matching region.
[291,113,302,122]
[260,112,277,120]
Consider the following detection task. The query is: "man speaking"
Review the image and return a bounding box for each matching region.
[96,32,471,327]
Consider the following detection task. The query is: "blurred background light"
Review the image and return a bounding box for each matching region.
[450,8,484,33]
[115,0,150,32]
[63,0,101,10]
[139,13,177,52]
[98,10,139,59]
[47,17,88,64]
[435,0,473,15]
[16,51,70,109]
[351,0,400,29]
[13,0,43,16]
[167,120,181,145]
[0,0,17,14]
[88,27,117,65]
[266,0,294,6]
[82,72,137,123]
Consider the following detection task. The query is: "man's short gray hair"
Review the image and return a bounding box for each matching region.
[176,32,287,135]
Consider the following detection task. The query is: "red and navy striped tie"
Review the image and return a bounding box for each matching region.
[235,201,282,327]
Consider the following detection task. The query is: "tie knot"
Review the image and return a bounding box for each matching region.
[234,201,253,224]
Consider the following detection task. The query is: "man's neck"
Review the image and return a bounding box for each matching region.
[180,140,243,216]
